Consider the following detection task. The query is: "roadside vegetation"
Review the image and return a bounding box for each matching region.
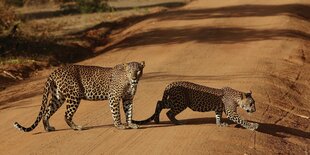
[0,0,188,89]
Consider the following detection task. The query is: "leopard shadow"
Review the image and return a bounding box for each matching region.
[33,118,309,140]
[252,122,309,139]
[32,124,114,135]
[139,117,310,139]
[137,117,232,129]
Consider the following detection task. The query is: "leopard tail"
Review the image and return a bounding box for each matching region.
[132,113,156,125]
[132,88,169,125]
[13,77,52,132]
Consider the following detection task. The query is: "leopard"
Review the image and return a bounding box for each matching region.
[132,81,259,130]
[14,61,145,132]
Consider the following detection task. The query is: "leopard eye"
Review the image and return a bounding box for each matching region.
[249,100,254,106]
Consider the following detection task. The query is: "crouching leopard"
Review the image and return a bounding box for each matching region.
[133,81,259,130]
[14,61,145,132]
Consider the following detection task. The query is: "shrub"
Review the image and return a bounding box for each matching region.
[0,4,20,57]
[0,4,18,32]
[4,0,24,7]
[75,0,112,13]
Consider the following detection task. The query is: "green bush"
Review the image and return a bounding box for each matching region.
[75,0,111,13]
[5,0,24,7]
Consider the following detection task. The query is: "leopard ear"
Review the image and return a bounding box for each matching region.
[123,63,130,70]
[245,90,252,97]
[140,61,145,68]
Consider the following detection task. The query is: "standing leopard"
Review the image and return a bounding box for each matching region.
[133,81,259,130]
[14,61,145,132]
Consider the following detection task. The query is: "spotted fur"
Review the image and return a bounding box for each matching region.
[133,81,258,130]
[14,61,145,132]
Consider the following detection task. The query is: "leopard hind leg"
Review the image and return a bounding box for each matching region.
[154,100,164,124]
[166,105,187,125]
[43,93,65,132]
[64,97,83,131]
[42,84,65,132]
[165,92,187,125]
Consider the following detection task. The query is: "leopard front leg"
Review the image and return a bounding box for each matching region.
[215,110,228,127]
[123,99,139,129]
[108,94,125,130]
[225,109,259,130]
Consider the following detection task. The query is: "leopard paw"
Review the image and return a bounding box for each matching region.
[217,122,228,127]
[127,123,139,129]
[115,124,126,130]
[45,126,56,132]
[248,123,259,131]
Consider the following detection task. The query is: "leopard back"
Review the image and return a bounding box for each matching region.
[163,81,224,112]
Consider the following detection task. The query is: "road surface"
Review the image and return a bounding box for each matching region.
[0,0,309,154]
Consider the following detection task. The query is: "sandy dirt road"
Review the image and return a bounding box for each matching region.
[0,0,309,154]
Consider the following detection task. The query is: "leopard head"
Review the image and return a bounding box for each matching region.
[125,61,145,85]
[237,91,256,113]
